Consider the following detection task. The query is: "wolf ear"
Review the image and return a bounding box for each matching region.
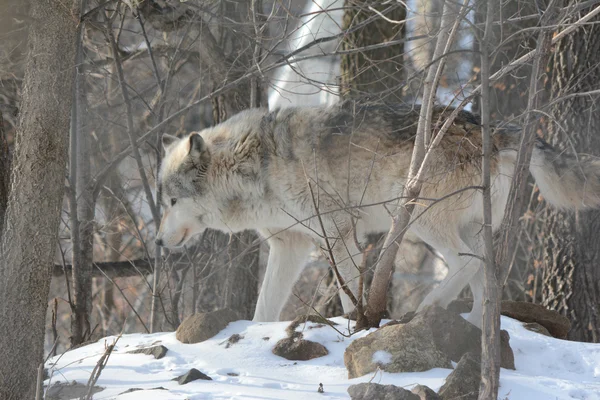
[188,132,207,159]
[162,134,179,150]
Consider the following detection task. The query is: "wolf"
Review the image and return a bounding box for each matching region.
[155,101,600,325]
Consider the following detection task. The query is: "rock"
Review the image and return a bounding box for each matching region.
[438,352,480,400]
[272,335,329,360]
[523,322,552,337]
[172,368,212,384]
[447,299,473,314]
[500,330,515,370]
[176,308,239,344]
[345,314,451,378]
[224,333,243,348]
[127,345,168,359]
[119,387,166,395]
[344,306,514,378]
[415,306,514,369]
[447,299,571,339]
[501,301,570,339]
[46,382,104,400]
[347,383,419,400]
[411,384,441,400]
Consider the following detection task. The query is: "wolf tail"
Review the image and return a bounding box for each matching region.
[527,137,600,209]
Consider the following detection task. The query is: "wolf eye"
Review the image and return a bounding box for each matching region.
[170,198,177,206]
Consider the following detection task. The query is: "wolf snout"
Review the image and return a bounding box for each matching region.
[155,238,164,247]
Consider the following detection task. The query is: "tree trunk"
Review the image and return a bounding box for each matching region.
[69,18,95,347]
[0,111,9,233]
[340,0,406,101]
[536,5,600,342]
[0,0,78,397]
[205,0,262,318]
[473,0,537,118]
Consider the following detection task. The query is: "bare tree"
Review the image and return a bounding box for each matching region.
[340,0,406,101]
[535,1,600,342]
[0,0,79,397]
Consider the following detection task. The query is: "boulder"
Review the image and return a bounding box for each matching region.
[411,384,441,400]
[345,314,451,378]
[172,368,212,384]
[127,345,168,359]
[448,299,571,339]
[344,306,514,378]
[347,383,419,400]
[176,308,239,344]
[501,301,570,339]
[438,352,480,400]
[272,335,328,360]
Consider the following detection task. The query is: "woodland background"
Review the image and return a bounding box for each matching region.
[1,0,599,397]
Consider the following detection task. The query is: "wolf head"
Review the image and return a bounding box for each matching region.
[155,132,213,248]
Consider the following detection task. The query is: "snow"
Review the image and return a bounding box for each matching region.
[372,350,393,366]
[45,316,600,400]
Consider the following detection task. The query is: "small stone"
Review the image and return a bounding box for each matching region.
[119,387,166,395]
[172,368,212,385]
[127,345,168,359]
[348,383,419,400]
[523,322,552,336]
[411,384,441,400]
[272,336,328,361]
[224,333,243,348]
[176,308,239,344]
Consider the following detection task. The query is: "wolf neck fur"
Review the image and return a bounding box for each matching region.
[203,110,277,231]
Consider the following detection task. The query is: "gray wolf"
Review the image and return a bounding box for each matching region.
[155,101,600,325]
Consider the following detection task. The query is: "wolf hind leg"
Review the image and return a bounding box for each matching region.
[466,267,484,327]
[416,249,481,312]
[253,230,314,322]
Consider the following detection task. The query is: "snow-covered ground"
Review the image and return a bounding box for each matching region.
[45,316,600,400]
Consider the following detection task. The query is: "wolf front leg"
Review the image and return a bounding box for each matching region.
[253,230,315,322]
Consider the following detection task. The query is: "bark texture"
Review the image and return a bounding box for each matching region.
[473,0,537,118]
[536,5,600,342]
[0,0,78,397]
[340,0,406,101]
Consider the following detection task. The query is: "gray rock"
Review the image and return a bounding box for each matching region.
[176,308,239,344]
[411,384,441,400]
[345,314,451,378]
[344,306,514,379]
[438,352,480,400]
[127,345,168,359]
[172,368,212,384]
[46,382,103,400]
[348,383,419,400]
[272,335,329,360]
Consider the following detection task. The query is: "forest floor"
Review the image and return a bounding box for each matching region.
[45,315,600,399]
